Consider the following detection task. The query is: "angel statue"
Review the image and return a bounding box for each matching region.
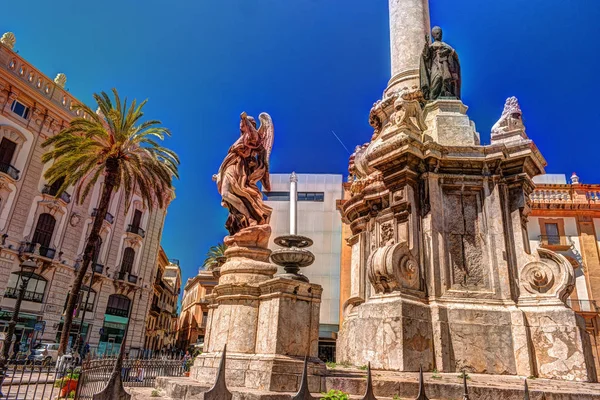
[215,112,274,236]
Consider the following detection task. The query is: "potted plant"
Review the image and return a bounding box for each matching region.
[54,371,80,398]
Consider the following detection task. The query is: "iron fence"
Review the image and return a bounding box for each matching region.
[0,355,184,399]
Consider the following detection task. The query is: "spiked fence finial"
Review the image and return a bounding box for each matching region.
[292,356,315,400]
[462,371,469,400]
[361,362,377,400]
[204,345,232,400]
[524,378,530,400]
[415,367,429,400]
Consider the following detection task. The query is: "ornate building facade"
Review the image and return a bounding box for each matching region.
[176,269,217,352]
[144,248,181,354]
[530,173,600,374]
[0,32,170,356]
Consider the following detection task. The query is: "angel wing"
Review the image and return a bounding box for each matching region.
[258,112,274,167]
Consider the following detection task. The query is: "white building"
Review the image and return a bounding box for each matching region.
[265,173,343,361]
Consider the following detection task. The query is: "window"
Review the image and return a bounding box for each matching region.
[263,191,290,201]
[63,286,96,312]
[10,100,30,119]
[120,247,135,274]
[545,223,560,244]
[32,213,56,255]
[106,294,131,317]
[5,272,46,303]
[298,192,324,202]
[131,210,142,229]
[45,177,65,196]
[0,138,17,167]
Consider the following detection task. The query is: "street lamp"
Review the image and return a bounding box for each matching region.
[0,258,38,395]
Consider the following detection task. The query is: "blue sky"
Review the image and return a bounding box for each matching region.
[3,0,599,288]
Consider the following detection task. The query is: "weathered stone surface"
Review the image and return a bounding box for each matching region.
[422,99,479,146]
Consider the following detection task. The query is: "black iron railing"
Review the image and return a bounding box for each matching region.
[128,274,139,284]
[22,242,56,259]
[42,184,72,203]
[4,287,44,303]
[115,271,127,281]
[0,355,184,400]
[106,306,129,317]
[0,162,19,180]
[92,208,114,224]
[126,224,145,238]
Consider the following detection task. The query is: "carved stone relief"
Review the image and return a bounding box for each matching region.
[443,189,488,290]
[519,248,574,303]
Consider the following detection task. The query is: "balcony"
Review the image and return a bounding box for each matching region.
[93,263,104,274]
[126,224,145,238]
[0,162,19,180]
[4,287,44,303]
[128,274,139,284]
[538,235,572,251]
[567,299,600,314]
[150,303,160,314]
[115,271,127,281]
[92,208,114,224]
[22,242,56,259]
[41,185,71,204]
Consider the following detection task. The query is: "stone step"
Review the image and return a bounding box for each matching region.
[153,371,600,400]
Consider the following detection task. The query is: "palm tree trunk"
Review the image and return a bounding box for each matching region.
[59,160,119,355]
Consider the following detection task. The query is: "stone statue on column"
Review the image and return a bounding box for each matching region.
[420,26,461,101]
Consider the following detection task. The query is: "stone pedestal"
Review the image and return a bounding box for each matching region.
[191,225,325,392]
[422,99,480,146]
[338,294,433,371]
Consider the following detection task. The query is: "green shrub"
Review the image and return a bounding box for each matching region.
[325,361,337,369]
[67,391,76,398]
[320,389,349,400]
[151,389,161,397]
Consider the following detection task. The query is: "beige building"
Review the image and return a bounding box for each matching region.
[529,173,600,375]
[144,248,181,354]
[176,269,217,351]
[0,32,169,357]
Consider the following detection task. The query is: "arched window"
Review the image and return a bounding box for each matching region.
[106,294,131,317]
[120,247,135,274]
[32,213,56,248]
[5,272,46,303]
[31,213,56,258]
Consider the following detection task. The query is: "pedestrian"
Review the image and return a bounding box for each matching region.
[182,351,191,372]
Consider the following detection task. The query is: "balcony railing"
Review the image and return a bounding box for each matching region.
[126,224,145,238]
[115,271,127,281]
[567,299,600,314]
[128,274,139,284]
[92,208,114,224]
[93,263,104,274]
[4,287,44,303]
[150,303,160,314]
[22,242,56,259]
[106,306,129,317]
[538,235,572,250]
[0,162,19,180]
[42,184,72,204]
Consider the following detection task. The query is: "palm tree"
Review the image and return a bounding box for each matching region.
[42,89,179,355]
[201,243,227,271]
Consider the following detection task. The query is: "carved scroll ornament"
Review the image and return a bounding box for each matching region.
[367,242,419,294]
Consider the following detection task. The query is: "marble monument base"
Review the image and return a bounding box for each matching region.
[422,98,480,146]
[337,293,434,371]
[191,228,325,393]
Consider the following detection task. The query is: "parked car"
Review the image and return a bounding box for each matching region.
[28,343,60,364]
